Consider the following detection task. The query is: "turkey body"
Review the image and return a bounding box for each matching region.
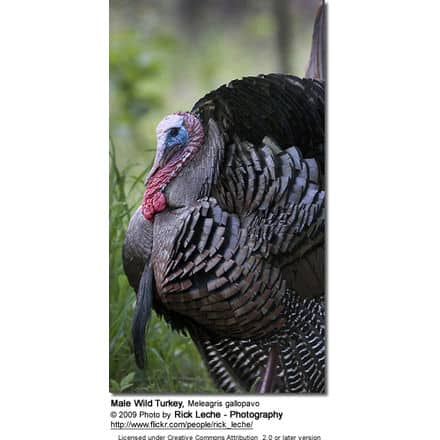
[123,73,326,393]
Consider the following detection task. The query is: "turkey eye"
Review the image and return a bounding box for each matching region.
[169,128,179,137]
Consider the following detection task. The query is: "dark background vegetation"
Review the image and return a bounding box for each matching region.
[110,0,321,393]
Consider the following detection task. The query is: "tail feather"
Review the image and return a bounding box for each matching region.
[306,2,326,80]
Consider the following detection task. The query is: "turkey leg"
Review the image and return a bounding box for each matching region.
[257,344,280,393]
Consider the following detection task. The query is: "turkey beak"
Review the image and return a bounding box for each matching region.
[144,133,171,186]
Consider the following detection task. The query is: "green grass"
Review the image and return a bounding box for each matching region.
[109,140,216,393]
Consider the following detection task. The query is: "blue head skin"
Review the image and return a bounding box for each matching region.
[165,125,189,150]
[152,114,189,169]
[145,113,191,184]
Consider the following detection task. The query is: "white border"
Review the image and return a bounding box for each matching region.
[2,1,440,438]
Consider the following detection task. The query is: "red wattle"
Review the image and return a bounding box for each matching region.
[142,190,166,222]
[142,166,172,222]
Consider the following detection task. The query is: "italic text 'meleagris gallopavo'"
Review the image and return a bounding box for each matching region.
[122,4,326,393]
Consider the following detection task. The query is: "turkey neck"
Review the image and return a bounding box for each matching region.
[163,119,224,209]
[151,208,186,291]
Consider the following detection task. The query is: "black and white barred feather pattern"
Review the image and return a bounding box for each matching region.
[193,292,325,393]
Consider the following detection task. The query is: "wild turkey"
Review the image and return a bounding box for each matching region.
[122,4,326,393]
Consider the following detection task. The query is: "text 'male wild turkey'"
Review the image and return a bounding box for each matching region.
[122,4,326,392]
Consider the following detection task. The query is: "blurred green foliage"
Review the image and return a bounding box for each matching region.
[110,29,179,179]
[110,6,313,172]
